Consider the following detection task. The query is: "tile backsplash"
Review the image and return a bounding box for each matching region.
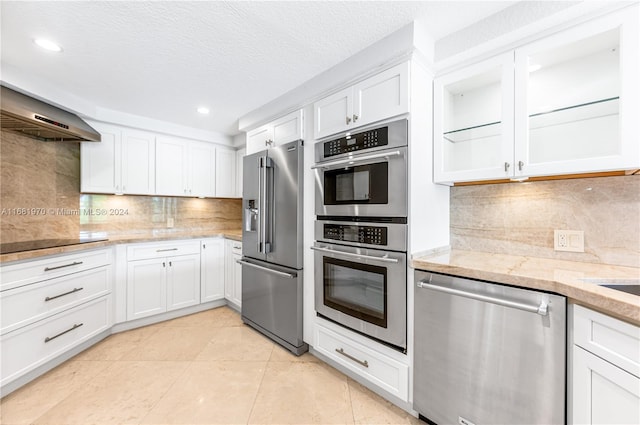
[1,130,241,243]
[450,175,640,268]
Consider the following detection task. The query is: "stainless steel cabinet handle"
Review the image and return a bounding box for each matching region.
[45,287,84,302]
[417,280,549,316]
[335,348,368,367]
[236,259,296,279]
[156,248,178,252]
[346,116,352,125]
[311,150,402,170]
[518,160,524,171]
[44,323,83,343]
[353,114,359,122]
[310,246,399,263]
[504,162,510,172]
[44,261,83,272]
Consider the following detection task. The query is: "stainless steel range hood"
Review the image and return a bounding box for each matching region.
[0,85,101,142]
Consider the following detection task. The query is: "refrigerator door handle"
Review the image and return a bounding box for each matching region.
[258,156,264,253]
[264,156,274,253]
[237,259,297,279]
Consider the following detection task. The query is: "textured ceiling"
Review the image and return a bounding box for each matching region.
[1,1,515,136]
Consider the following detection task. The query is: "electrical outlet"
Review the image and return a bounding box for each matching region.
[554,230,584,252]
[167,217,174,228]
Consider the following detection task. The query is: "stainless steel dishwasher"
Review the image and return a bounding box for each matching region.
[413,271,566,425]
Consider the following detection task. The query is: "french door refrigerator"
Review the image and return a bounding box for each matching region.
[239,139,308,355]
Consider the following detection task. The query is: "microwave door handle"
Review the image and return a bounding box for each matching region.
[310,150,402,170]
[310,246,399,263]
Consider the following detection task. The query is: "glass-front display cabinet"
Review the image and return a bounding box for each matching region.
[433,5,639,184]
[514,9,638,178]
[433,52,514,183]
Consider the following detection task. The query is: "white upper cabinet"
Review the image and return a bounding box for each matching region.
[81,123,155,195]
[514,9,639,178]
[235,148,245,198]
[81,123,120,193]
[155,137,216,197]
[434,6,639,184]
[215,148,236,197]
[246,109,303,154]
[314,62,410,139]
[433,53,515,183]
[155,136,188,196]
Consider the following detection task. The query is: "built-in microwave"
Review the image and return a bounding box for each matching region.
[313,119,407,218]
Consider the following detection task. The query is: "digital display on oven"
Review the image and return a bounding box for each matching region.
[323,126,389,158]
[323,224,388,246]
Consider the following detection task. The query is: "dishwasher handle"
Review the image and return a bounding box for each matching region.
[417,280,548,316]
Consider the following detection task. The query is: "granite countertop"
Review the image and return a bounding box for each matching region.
[412,249,640,326]
[0,230,243,264]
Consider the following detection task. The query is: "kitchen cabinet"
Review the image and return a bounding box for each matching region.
[313,62,409,139]
[235,148,245,198]
[0,249,112,391]
[571,305,640,425]
[155,136,216,197]
[215,148,236,197]
[126,240,201,320]
[434,6,639,184]
[200,238,225,303]
[81,122,156,195]
[224,239,242,310]
[246,109,304,155]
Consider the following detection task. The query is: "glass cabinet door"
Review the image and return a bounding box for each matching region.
[433,52,515,183]
[514,8,639,177]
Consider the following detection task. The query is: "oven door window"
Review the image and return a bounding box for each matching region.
[323,256,387,327]
[323,162,388,205]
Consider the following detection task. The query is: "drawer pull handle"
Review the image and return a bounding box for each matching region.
[44,323,83,343]
[45,287,84,302]
[335,348,369,368]
[156,248,179,252]
[44,261,83,272]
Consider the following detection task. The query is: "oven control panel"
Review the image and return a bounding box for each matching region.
[323,127,389,158]
[323,223,388,246]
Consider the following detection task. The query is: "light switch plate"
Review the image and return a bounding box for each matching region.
[554,229,584,252]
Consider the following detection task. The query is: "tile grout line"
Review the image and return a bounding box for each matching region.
[244,344,275,425]
[346,377,357,425]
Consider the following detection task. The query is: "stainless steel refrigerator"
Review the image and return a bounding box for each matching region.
[239,139,308,355]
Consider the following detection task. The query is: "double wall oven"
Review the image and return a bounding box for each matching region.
[312,119,408,352]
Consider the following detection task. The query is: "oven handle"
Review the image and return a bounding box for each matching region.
[311,150,402,170]
[417,280,549,316]
[310,246,399,263]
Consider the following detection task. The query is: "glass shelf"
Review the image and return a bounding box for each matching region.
[443,97,619,143]
[529,96,619,130]
[443,121,501,143]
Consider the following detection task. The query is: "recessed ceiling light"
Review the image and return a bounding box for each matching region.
[197,107,210,115]
[34,38,62,52]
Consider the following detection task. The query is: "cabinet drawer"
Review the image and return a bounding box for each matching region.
[231,243,242,255]
[1,249,112,292]
[126,240,201,261]
[573,304,640,377]
[315,324,409,401]
[1,296,111,386]
[1,266,111,335]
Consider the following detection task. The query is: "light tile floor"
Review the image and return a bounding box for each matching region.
[0,307,422,425]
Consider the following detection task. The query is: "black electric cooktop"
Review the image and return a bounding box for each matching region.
[601,284,640,296]
[0,238,108,255]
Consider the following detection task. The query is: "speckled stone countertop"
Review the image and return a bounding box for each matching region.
[0,230,243,264]
[412,249,640,326]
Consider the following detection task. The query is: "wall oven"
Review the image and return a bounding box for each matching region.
[313,119,407,218]
[312,220,407,351]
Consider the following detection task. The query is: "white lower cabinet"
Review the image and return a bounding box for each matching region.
[315,322,409,402]
[126,240,201,320]
[1,296,111,388]
[200,238,225,302]
[224,240,242,309]
[571,305,640,425]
